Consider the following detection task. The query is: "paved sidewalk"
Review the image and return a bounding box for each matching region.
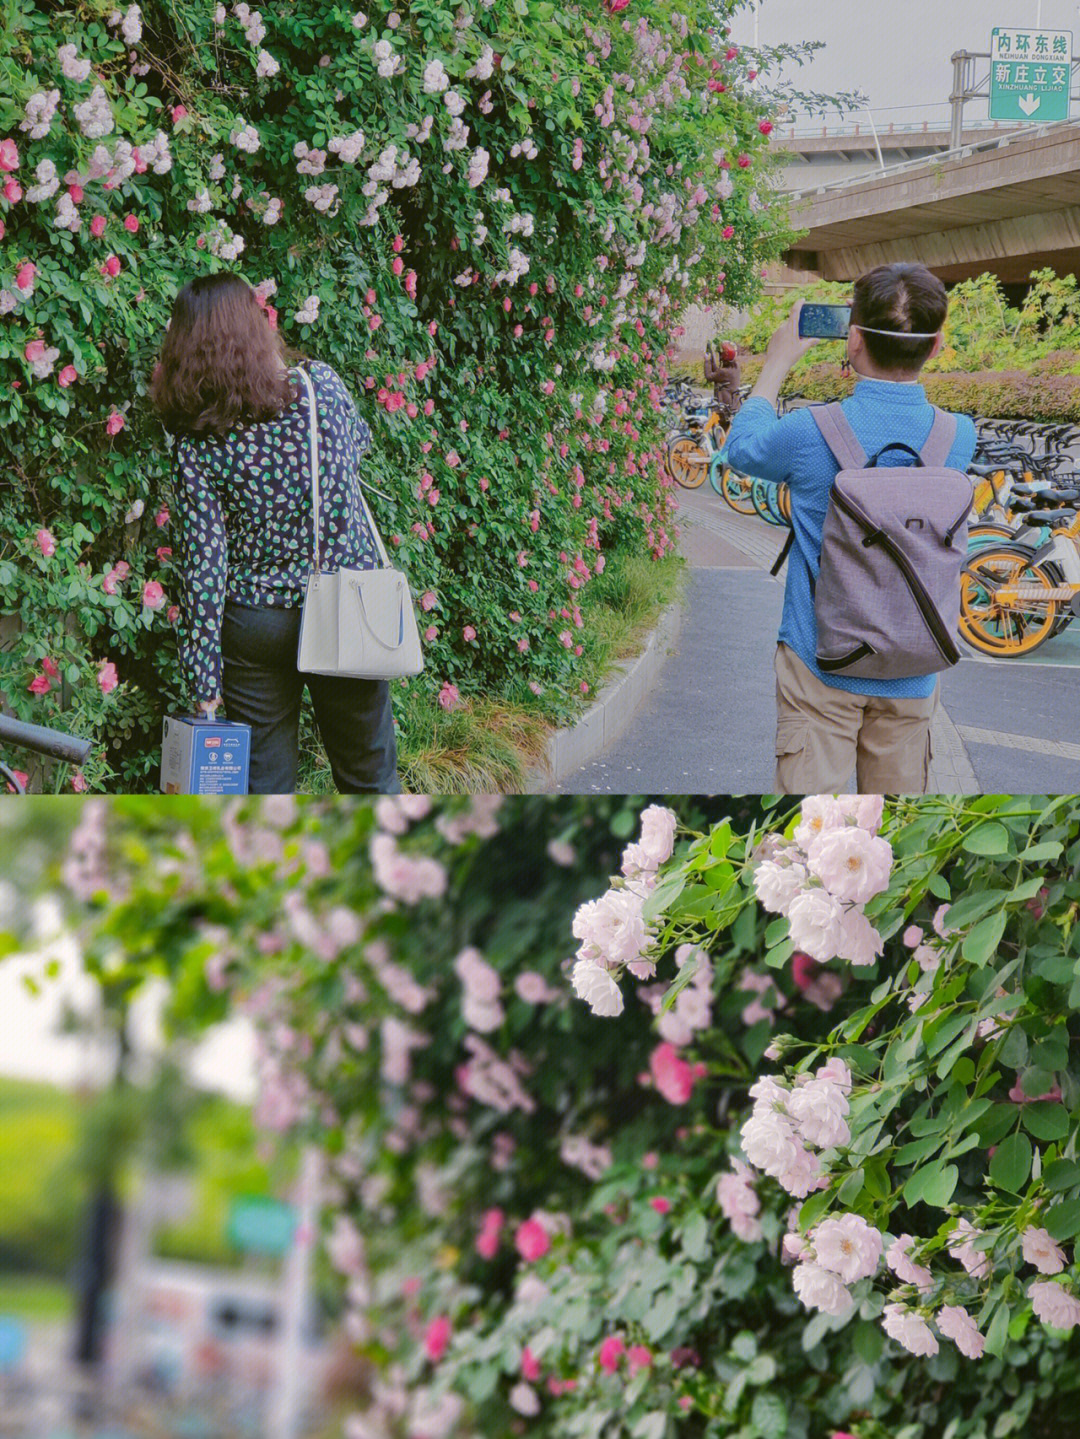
[562,488,1080,794]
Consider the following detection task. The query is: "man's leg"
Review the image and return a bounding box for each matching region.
[856,682,939,794]
[774,644,865,793]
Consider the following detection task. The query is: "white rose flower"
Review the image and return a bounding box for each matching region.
[882,1302,938,1356]
[787,889,845,963]
[1022,1226,1067,1275]
[807,827,893,905]
[792,1261,854,1317]
[811,1213,882,1283]
[1029,1280,1080,1329]
[936,1303,985,1358]
[570,959,623,1017]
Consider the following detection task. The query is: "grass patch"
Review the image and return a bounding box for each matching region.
[398,695,551,793]
[0,1271,73,1322]
[295,548,683,794]
[586,551,684,673]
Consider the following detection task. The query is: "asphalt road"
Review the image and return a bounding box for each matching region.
[562,487,1080,795]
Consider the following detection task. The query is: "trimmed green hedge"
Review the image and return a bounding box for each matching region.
[741,359,1080,423]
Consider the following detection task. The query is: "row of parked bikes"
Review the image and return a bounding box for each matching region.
[662,380,1080,659]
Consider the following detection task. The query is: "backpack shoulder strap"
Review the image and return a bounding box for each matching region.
[808,403,868,471]
[920,407,959,468]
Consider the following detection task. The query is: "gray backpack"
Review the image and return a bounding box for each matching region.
[803,404,973,680]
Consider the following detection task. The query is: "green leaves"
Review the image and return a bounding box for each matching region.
[750,1393,789,1439]
[1021,1102,1072,1142]
[1044,1199,1080,1240]
[989,1132,1033,1193]
[962,909,1007,965]
[962,821,1012,856]
[903,1161,959,1208]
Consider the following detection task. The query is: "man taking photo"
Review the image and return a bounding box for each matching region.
[723,262,977,795]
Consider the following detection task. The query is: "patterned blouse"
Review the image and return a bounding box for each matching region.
[174,360,378,704]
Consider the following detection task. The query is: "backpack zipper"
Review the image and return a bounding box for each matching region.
[830,490,961,665]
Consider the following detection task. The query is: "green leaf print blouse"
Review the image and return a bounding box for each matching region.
[175,361,377,704]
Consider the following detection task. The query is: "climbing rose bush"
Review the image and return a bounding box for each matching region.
[0,0,788,789]
[14,793,1079,1439]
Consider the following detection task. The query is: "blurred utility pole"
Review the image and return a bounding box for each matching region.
[266,1147,322,1439]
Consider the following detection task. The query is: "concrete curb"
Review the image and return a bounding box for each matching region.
[525,599,685,793]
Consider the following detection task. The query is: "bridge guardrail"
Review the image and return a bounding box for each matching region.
[787,116,1080,199]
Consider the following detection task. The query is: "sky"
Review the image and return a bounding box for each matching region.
[730,0,1080,129]
[0,902,257,1102]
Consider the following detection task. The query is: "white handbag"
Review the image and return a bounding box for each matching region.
[295,366,424,680]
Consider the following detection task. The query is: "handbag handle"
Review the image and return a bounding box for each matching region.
[296,365,391,573]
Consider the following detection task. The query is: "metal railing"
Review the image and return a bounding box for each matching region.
[775,117,1018,141]
[786,115,1080,200]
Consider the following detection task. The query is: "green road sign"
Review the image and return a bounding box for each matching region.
[989,28,1072,123]
[227,1196,297,1256]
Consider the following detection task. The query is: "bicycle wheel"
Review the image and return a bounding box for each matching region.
[967,523,1016,552]
[764,483,787,526]
[667,434,708,489]
[751,478,779,523]
[959,546,1061,656]
[777,483,793,524]
[719,466,757,514]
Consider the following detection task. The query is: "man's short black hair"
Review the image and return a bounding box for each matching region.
[850,263,948,373]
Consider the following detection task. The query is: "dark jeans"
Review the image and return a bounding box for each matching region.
[221,602,401,795]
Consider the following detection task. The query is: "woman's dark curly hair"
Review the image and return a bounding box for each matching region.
[150,272,306,438]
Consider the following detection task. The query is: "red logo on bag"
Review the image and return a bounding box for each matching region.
[205,737,221,747]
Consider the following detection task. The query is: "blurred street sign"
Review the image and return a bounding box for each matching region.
[227,1197,297,1256]
[989,28,1072,122]
[0,1314,26,1370]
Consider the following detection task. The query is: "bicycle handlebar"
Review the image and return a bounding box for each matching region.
[0,712,93,767]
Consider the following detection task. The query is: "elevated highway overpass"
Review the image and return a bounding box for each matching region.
[778,119,1080,288]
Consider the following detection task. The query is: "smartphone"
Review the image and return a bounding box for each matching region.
[798,303,852,340]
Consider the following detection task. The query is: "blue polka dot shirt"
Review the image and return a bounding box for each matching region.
[724,379,978,698]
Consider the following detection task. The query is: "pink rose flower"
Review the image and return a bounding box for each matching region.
[57,365,78,387]
[105,408,125,435]
[101,254,121,278]
[28,673,51,695]
[166,605,180,624]
[649,1043,696,1105]
[627,1345,652,1376]
[515,1218,551,1263]
[462,625,476,642]
[3,179,22,203]
[420,590,437,611]
[124,214,139,232]
[90,214,107,238]
[142,580,165,609]
[424,1315,452,1362]
[437,681,460,710]
[171,104,188,122]
[0,139,18,173]
[24,339,46,363]
[72,772,88,792]
[597,1335,625,1372]
[155,507,169,527]
[14,262,36,291]
[34,527,56,557]
[98,661,119,694]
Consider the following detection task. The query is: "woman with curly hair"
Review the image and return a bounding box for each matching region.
[151,272,400,793]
